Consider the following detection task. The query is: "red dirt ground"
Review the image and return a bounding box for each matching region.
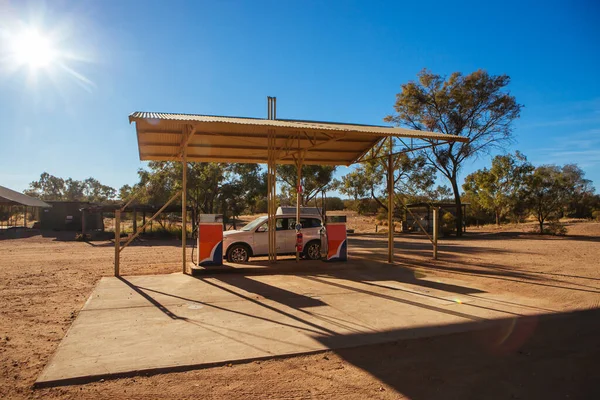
[1,221,599,399]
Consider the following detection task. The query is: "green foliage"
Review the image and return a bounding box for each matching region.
[122,162,267,224]
[463,152,534,225]
[461,189,495,226]
[543,221,568,236]
[592,210,600,221]
[25,172,117,202]
[561,165,597,218]
[375,208,387,222]
[277,165,336,206]
[342,198,380,215]
[313,196,345,211]
[441,212,456,235]
[523,164,592,234]
[385,69,522,235]
[337,138,437,213]
[325,197,345,211]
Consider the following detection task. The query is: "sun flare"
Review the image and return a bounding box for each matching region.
[12,29,57,69]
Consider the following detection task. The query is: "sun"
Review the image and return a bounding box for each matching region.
[1,21,96,92]
[12,28,57,69]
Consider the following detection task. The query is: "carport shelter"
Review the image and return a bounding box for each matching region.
[124,111,468,275]
[0,184,51,228]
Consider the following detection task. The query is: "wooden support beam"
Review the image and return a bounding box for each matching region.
[114,210,120,277]
[119,191,182,251]
[387,149,394,264]
[358,141,453,164]
[433,207,439,259]
[295,149,304,262]
[132,209,137,235]
[395,195,433,243]
[182,147,188,274]
[267,130,278,263]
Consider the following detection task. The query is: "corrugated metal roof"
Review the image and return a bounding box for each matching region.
[129,111,467,165]
[129,112,464,140]
[0,185,52,208]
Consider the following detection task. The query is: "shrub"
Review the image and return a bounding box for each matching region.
[75,233,91,241]
[376,208,387,222]
[441,212,455,235]
[592,210,600,221]
[325,197,345,211]
[544,221,567,236]
[253,198,268,214]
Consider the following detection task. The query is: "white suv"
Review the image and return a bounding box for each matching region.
[223,214,323,263]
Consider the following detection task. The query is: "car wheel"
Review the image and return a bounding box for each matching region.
[304,241,321,260]
[228,244,250,263]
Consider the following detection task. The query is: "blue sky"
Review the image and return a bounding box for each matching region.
[1,0,599,196]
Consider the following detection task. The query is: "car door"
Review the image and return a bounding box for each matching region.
[302,217,322,244]
[280,217,298,254]
[253,217,285,256]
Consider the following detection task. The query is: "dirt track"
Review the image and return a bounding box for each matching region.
[1,222,599,399]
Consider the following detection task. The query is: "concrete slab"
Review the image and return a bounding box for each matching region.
[36,266,542,387]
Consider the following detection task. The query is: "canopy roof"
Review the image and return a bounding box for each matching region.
[129,112,468,166]
[0,185,51,208]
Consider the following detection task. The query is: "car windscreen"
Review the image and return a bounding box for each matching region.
[241,216,268,231]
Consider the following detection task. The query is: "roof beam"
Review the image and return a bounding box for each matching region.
[138,130,377,143]
[140,153,347,165]
[138,142,364,154]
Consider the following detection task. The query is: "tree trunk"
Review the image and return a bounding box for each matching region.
[495,210,500,226]
[450,178,463,237]
[539,218,544,234]
[370,187,387,212]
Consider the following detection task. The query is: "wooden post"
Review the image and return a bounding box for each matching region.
[142,211,146,233]
[387,150,394,264]
[295,157,303,262]
[132,208,137,235]
[82,209,86,236]
[182,150,187,274]
[114,210,121,276]
[266,130,277,263]
[24,207,27,228]
[433,207,439,259]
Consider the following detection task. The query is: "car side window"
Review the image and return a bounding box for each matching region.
[288,218,322,229]
[276,218,285,231]
[257,218,286,232]
[307,218,322,228]
[287,219,296,230]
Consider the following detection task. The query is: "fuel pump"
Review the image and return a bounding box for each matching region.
[323,215,347,262]
[319,225,328,259]
[193,214,223,266]
[295,222,303,253]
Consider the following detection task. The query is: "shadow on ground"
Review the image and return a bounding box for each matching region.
[317,307,600,399]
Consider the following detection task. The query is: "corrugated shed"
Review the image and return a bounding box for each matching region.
[129,112,467,165]
[0,185,51,208]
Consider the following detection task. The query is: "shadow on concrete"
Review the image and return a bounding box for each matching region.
[194,245,599,296]
[118,277,329,336]
[209,275,327,309]
[296,270,532,318]
[119,263,494,340]
[314,307,600,400]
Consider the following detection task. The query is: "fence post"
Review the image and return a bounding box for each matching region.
[114,210,121,276]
